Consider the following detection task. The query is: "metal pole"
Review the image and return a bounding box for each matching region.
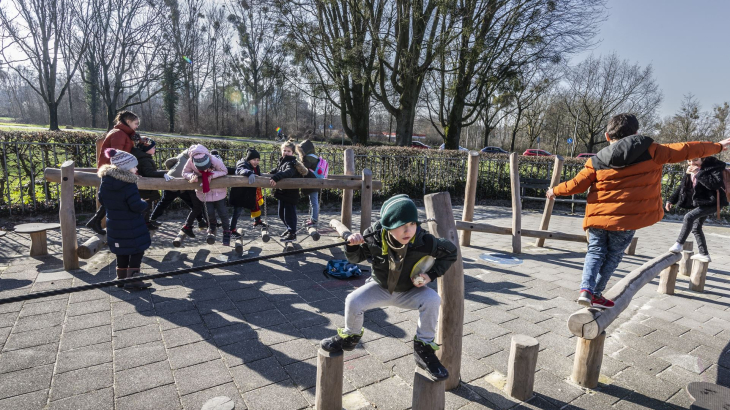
[571,111,579,158]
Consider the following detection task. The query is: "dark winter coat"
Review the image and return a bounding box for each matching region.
[667,174,695,210]
[269,155,307,205]
[97,165,151,255]
[131,147,165,201]
[296,140,321,195]
[345,221,458,293]
[693,156,729,208]
[229,159,261,209]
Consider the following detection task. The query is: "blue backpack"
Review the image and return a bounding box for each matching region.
[324,260,363,279]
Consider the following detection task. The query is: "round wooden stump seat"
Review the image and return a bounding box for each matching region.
[0,231,6,237]
[14,223,61,256]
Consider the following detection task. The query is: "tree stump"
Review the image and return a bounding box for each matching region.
[657,264,679,295]
[505,335,539,401]
[689,260,709,292]
[315,349,343,410]
[571,331,606,389]
[412,366,445,410]
[679,250,693,277]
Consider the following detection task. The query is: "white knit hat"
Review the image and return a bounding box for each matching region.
[105,148,138,171]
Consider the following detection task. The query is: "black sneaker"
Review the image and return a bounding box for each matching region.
[230,231,242,239]
[181,225,195,238]
[149,219,162,228]
[280,230,290,238]
[146,222,159,231]
[320,328,363,352]
[253,220,267,228]
[283,232,297,241]
[198,220,208,230]
[413,338,449,381]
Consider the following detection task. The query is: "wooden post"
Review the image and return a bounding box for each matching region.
[657,264,679,295]
[509,153,521,254]
[625,237,639,255]
[460,151,480,247]
[683,241,693,251]
[679,250,693,277]
[95,139,106,229]
[424,192,464,390]
[535,155,564,248]
[412,367,445,410]
[77,234,106,259]
[315,349,343,410]
[360,168,372,234]
[341,149,355,230]
[505,335,539,401]
[689,260,709,292]
[329,219,353,240]
[28,231,49,256]
[571,331,605,389]
[60,160,79,270]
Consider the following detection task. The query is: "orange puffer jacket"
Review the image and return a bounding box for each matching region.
[553,135,722,231]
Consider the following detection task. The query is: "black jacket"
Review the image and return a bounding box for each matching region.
[693,156,729,208]
[269,155,307,204]
[131,147,165,201]
[345,221,458,293]
[667,174,694,209]
[98,165,151,255]
[229,159,261,209]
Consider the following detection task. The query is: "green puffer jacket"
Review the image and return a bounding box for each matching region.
[345,221,458,293]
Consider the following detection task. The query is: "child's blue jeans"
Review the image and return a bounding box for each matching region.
[309,191,319,221]
[581,228,636,297]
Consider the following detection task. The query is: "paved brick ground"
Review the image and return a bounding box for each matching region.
[0,205,729,409]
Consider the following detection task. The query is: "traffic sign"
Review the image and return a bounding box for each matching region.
[567,138,573,144]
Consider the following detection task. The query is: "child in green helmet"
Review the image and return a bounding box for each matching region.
[320,194,458,381]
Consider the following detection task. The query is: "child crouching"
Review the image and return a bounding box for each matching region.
[182,144,231,245]
[320,194,458,381]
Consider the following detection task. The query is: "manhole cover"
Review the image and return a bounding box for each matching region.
[479,253,523,266]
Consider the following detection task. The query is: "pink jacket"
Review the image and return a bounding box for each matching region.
[182,144,228,202]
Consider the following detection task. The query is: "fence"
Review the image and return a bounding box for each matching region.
[0,135,721,219]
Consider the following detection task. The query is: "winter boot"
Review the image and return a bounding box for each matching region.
[85,213,106,235]
[413,337,449,381]
[115,268,128,288]
[123,268,152,290]
[320,328,364,353]
[181,225,195,238]
[207,228,216,245]
[222,230,231,246]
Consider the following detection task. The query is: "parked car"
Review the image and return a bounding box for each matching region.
[439,143,469,152]
[522,149,552,157]
[411,141,430,149]
[576,153,596,159]
[480,146,509,154]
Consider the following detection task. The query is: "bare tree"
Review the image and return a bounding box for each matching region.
[563,53,662,152]
[86,0,164,129]
[0,0,90,130]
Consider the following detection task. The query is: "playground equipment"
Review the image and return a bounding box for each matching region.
[457,151,638,254]
[43,149,382,268]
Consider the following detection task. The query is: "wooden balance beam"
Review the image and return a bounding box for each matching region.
[455,221,588,243]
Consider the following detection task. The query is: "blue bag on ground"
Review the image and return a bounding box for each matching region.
[324,260,363,279]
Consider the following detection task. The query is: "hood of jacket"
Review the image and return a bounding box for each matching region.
[296,140,319,170]
[700,156,726,172]
[98,164,138,184]
[593,135,654,171]
[187,144,211,159]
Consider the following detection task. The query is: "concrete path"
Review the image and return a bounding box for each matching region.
[0,206,728,409]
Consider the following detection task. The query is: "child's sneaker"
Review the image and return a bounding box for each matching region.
[320,328,363,352]
[181,225,195,238]
[280,230,290,238]
[691,254,711,262]
[668,242,682,253]
[413,337,449,381]
[222,230,231,246]
[305,219,318,227]
[590,294,615,309]
[198,219,208,230]
[230,230,242,239]
[577,290,593,307]
[207,229,216,245]
[253,219,267,228]
[283,231,297,241]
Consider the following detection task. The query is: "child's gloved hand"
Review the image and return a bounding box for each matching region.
[412,273,431,287]
[164,174,174,181]
[346,233,364,245]
[248,174,256,184]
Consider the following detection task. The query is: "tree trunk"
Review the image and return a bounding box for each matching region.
[68,84,75,127]
[48,102,60,131]
[445,96,466,149]
[107,105,116,130]
[394,86,420,146]
[482,123,492,148]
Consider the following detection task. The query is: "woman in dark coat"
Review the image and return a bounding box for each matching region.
[667,156,728,261]
[98,148,152,290]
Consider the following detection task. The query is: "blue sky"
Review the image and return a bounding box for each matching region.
[571,0,730,118]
